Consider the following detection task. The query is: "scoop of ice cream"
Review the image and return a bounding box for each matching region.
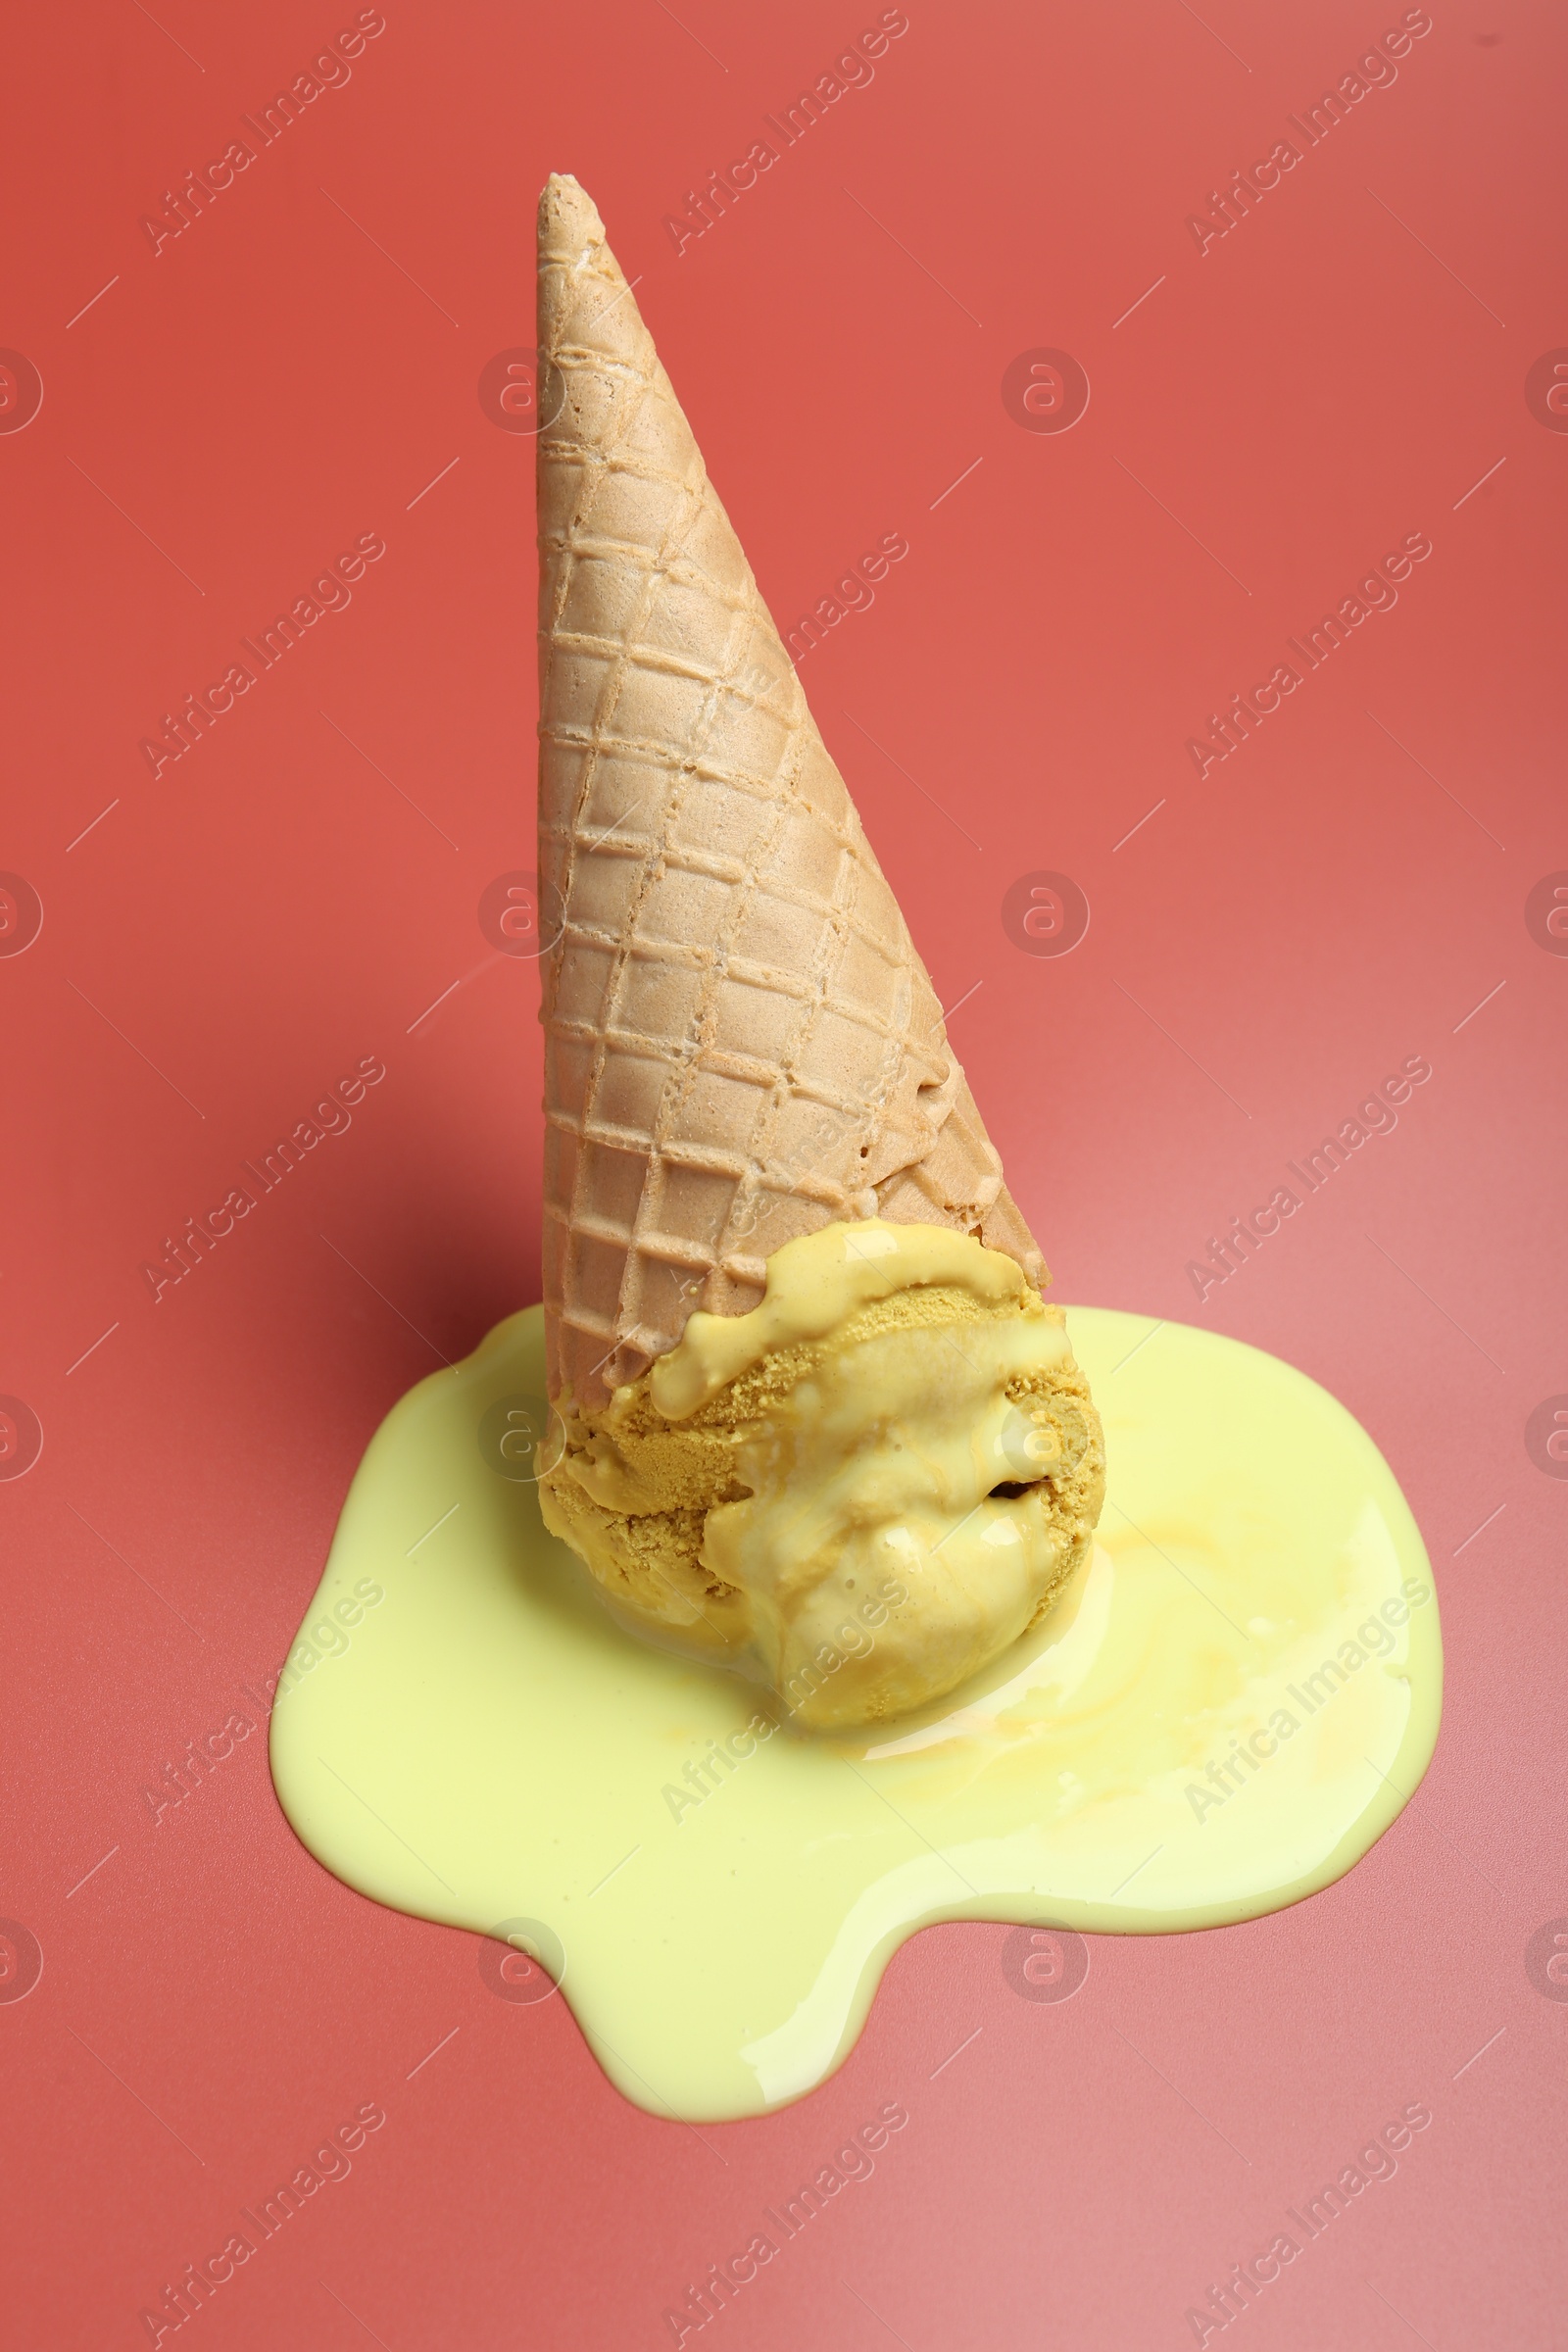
[537,1221,1104,1728]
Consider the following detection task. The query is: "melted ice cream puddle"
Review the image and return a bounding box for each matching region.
[270,1304,1441,2122]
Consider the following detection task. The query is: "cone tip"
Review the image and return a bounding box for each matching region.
[538,173,606,260]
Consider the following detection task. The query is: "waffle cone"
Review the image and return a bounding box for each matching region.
[538,174,1044,1413]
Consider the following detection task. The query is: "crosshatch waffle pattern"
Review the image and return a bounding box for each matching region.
[536,176,1044,1410]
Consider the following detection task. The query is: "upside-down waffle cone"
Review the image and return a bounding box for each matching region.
[538,174,1045,1413]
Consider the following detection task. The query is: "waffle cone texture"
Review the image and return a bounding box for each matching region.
[538,174,1045,1413]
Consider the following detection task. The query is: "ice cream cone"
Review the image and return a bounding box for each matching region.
[538,173,1044,1414]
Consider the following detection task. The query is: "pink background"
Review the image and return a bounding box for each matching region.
[3,0,1565,2343]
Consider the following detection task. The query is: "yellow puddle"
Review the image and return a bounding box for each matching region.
[271,1304,1441,2122]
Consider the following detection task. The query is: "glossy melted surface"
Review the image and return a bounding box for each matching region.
[542,1221,1099,1728]
[270,1305,1442,2122]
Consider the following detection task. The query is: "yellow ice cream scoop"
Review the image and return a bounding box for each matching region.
[537,1220,1104,1727]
